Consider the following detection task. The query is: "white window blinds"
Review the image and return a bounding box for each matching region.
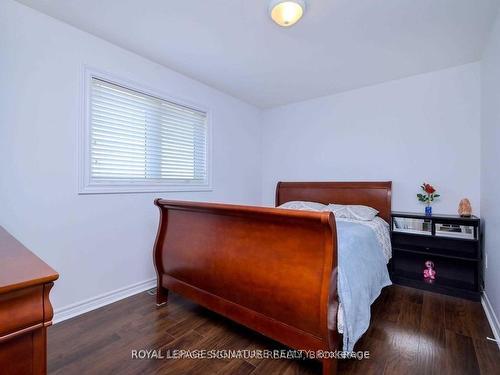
[88,77,208,189]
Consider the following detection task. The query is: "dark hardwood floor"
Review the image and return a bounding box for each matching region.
[48,285,499,375]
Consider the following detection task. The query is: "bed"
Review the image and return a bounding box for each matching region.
[153,181,392,375]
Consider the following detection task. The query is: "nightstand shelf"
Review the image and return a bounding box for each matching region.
[390,211,482,301]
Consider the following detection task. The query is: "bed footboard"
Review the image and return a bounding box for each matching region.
[153,199,339,373]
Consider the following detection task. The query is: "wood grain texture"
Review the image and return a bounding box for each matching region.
[152,181,392,375]
[47,285,499,375]
[0,226,58,294]
[153,198,339,375]
[0,226,58,375]
[275,181,392,222]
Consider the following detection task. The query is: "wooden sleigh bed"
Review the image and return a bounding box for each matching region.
[153,181,392,375]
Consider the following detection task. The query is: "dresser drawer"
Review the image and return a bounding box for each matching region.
[0,286,44,337]
[392,232,479,259]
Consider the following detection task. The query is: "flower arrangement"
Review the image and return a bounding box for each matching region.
[417,183,440,203]
[417,183,440,215]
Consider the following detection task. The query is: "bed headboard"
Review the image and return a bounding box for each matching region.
[275,181,392,222]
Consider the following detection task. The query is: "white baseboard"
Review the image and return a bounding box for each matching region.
[481,291,500,349]
[53,278,156,324]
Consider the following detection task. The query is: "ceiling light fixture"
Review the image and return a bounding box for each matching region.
[269,0,306,27]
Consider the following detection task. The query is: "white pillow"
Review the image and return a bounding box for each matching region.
[324,204,378,221]
[278,201,326,211]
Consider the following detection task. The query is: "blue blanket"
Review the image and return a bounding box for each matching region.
[337,221,392,351]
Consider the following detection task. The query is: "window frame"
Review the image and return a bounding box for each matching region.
[79,67,213,194]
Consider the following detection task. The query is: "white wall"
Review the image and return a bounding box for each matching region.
[0,0,262,312]
[481,11,500,332]
[261,63,481,215]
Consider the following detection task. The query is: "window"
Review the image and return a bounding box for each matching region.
[80,71,210,193]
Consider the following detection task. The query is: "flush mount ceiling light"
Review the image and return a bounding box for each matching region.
[269,0,306,27]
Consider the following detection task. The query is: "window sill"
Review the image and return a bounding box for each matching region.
[78,184,213,195]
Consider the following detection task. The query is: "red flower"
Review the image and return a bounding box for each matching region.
[423,183,436,194]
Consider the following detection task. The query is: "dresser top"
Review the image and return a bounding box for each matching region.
[392,211,479,222]
[0,226,59,294]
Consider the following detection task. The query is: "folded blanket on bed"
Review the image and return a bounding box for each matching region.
[279,202,392,350]
[330,221,392,351]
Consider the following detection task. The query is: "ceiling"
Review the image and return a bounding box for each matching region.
[16,0,500,108]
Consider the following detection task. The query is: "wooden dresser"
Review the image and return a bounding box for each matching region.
[0,226,58,375]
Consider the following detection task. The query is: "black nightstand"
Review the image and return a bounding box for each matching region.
[390,211,482,301]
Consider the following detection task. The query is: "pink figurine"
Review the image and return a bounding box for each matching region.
[423,260,436,282]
